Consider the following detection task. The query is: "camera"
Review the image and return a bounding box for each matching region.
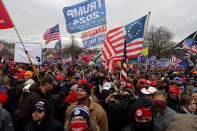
[114,94,130,100]
[114,94,121,99]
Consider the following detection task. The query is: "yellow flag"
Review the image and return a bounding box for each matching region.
[143,46,148,56]
[47,53,53,58]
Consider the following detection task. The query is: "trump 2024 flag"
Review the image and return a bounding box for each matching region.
[14,43,42,65]
[0,0,13,29]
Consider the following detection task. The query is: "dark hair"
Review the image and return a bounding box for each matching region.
[180,94,195,106]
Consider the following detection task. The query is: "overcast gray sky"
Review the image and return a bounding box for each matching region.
[0,0,197,48]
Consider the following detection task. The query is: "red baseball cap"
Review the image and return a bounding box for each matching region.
[56,75,64,81]
[135,106,152,117]
[78,79,88,84]
[126,84,134,89]
[168,86,180,96]
[0,87,8,104]
[150,81,157,87]
[138,78,147,84]
[14,72,25,79]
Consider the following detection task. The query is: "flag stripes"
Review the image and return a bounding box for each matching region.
[169,55,182,67]
[101,15,148,73]
[43,24,60,45]
[120,60,127,83]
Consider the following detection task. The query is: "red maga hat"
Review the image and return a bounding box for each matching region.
[135,106,152,117]
[168,86,180,96]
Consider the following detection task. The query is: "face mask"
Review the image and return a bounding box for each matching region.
[70,122,87,131]
[134,121,153,131]
[154,101,166,110]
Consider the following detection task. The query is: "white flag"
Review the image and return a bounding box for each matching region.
[14,43,42,65]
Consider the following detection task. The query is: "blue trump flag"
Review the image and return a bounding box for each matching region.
[63,0,106,33]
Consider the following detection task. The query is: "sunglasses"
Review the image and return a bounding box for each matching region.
[32,108,44,113]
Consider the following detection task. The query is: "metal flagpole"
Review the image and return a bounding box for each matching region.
[141,11,151,54]
[141,12,151,69]
[2,0,41,82]
[58,24,63,61]
[144,12,151,40]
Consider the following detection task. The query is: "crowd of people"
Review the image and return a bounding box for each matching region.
[0,58,197,131]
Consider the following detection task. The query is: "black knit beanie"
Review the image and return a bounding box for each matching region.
[78,83,91,96]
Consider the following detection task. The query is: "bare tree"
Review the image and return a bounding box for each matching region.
[145,25,176,59]
[63,35,83,58]
[0,40,15,57]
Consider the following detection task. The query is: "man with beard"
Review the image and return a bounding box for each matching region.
[25,100,64,131]
[65,83,108,131]
[17,75,58,131]
[120,98,159,131]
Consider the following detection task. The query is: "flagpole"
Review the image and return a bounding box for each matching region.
[142,11,151,55]
[139,12,151,69]
[13,27,41,83]
[144,12,151,39]
[57,23,63,61]
[2,0,41,83]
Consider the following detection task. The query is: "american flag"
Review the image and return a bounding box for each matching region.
[102,15,148,73]
[169,55,182,67]
[170,31,197,67]
[43,24,60,45]
[65,54,72,63]
[53,40,62,59]
[182,38,197,53]
[120,40,127,84]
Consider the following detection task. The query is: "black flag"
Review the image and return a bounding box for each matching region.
[172,31,197,67]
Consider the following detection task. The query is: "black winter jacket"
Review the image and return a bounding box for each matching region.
[25,118,64,131]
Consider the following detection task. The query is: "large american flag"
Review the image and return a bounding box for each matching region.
[43,24,60,45]
[102,15,148,73]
